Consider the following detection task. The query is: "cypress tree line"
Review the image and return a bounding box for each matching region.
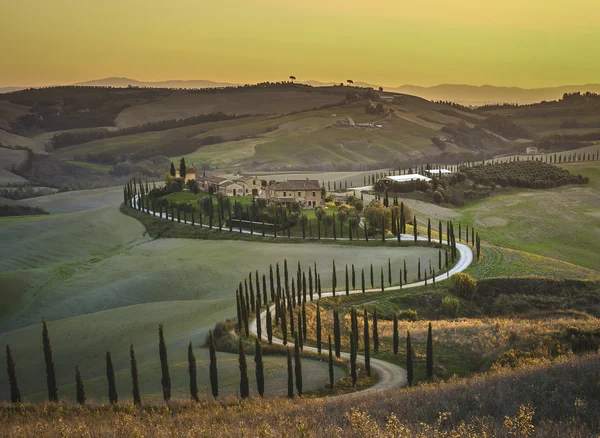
[294,334,303,395]
[287,348,294,398]
[328,335,334,390]
[158,324,171,402]
[238,337,249,398]
[363,309,371,376]
[426,322,434,380]
[393,314,399,355]
[316,303,322,353]
[75,365,85,405]
[130,344,141,405]
[187,341,199,402]
[350,333,357,386]
[5,345,21,403]
[106,352,118,404]
[406,330,414,386]
[333,309,341,357]
[208,330,218,399]
[42,319,58,402]
[373,309,379,353]
[254,338,264,397]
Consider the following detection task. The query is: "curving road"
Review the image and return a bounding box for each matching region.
[131,197,474,397]
[249,238,473,398]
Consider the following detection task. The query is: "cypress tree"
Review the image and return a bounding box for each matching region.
[318,274,322,298]
[439,220,443,245]
[363,309,371,376]
[328,335,334,390]
[270,265,275,302]
[266,306,273,344]
[281,308,288,345]
[476,233,481,260]
[302,272,307,304]
[332,260,337,296]
[333,309,341,357]
[308,267,313,301]
[413,215,418,241]
[106,351,118,404]
[403,260,407,284]
[187,341,199,402]
[254,338,264,397]
[350,333,357,386]
[361,269,366,293]
[287,348,294,398]
[388,258,392,287]
[351,264,356,290]
[427,218,431,242]
[289,306,295,339]
[75,365,85,405]
[262,273,267,305]
[249,275,255,312]
[291,278,296,309]
[302,302,307,341]
[42,319,58,402]
[406,330,414,386]
[284,259,289,297]
[418,258,421,281]
[208,330,218,399]
[294,334,303,395]
[399,267,403,289]
[380,267,384,292]
[256,305,262,341]
[158,324,171,402]
[370,264,374,288]
[373,309,379,353]
[297,310,303,350]
[345,265,349,295]
[238,337,249,398]
[316,303,322,353]
[426,322,434,380]
[130,344,141,405]
[236,290,242,332]
[438,249,442,271]
[6,345,21,403]
[393,314,399,355]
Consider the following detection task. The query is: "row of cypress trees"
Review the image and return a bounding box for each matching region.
[5,321,219,405]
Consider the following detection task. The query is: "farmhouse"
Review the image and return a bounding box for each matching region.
[197,175,230,193]
[526,146,540,154]
[267,179,323,207]
[238,176,263,197]
[221,180,246,197]
[175,167,197,183]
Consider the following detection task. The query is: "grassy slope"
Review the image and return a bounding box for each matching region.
[459,162,600,271]
[15,186,129,214]
[0,205,438,402]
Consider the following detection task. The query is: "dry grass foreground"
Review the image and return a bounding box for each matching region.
[1,354,599,437]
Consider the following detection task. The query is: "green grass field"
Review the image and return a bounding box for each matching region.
[458,162,600,271]
[0,204,439,402]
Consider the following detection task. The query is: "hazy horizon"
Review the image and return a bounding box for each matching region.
[2,0,599,89]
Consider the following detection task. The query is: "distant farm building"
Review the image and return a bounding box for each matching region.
[175,167,197,183]
[267,179,323,207]
[424,168,453,177]
[379,174,432,185]
[335,118,355,127]
[526,146,540,154]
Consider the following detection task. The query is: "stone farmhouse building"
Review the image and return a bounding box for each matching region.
[267,179,323,207]
[175,167,197,183]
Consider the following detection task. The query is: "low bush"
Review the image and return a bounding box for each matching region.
[440,296,460,317]
[451,273,478,299]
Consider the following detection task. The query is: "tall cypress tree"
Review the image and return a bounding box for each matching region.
[363,309,371,376]
[238,337,249,399]
[208,330,218,399]
[266,306,273,344]
[158,324,171,402]
[106,351,118,404]
[235,290,242,334]
[345,265,349,295]
[254,338,264,397]
[406,330,414,386]
[332,260,337,296]
[316,303,322,353]
[281,307,288,346]
[427,218,431,242]
[287,348,294,398]
[393,314,399,355]
[380,267,384,292]
[42,320,58,402]
[328,335,334,390]
[333,309,341,357]
[130,344,141,406]
[187,341,199,401]
[6,345,21,403]
[413,215,418,241]
[256,305,262,341]
[75,365,85,405]
[297,310,303,350]
[388,258,392,287]
[403,260,408,284]
[361,269,366,293]
[426,322,434,380]
[308,267,314,301]
[350,333,357,386]
[262,274,268,305]
[302,302,307,341]
[373,309,379,353]
[318,274,322,298]
[370,264,374,288]
[270,265,275,302]
[351,264,356,290]
[294,334,303,395]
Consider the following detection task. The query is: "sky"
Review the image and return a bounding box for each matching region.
[1,0,599,88]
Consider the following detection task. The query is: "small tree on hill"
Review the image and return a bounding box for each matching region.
[170,162,176,177]
[208,330,218,399]
[42,319,58,402]
[6,345,21,403]
[187,341,199,402]
[130,344,141,405]
[106,352,118,404]
[75,365,85,405]
[158,324,171,402]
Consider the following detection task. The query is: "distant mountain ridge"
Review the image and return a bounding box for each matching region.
[73,77,238,89]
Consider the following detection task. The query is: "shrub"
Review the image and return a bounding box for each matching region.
[451,273,478,299]
[440,296,460,317]
[397,309,418,321]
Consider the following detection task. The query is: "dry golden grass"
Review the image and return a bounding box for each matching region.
[1,354,599,437]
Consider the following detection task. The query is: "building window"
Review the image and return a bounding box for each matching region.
[283,191,287,197]
[298,191,301,197]
[312,191,315,196]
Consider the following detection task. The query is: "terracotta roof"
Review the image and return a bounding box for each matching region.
[270,180,321,191]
